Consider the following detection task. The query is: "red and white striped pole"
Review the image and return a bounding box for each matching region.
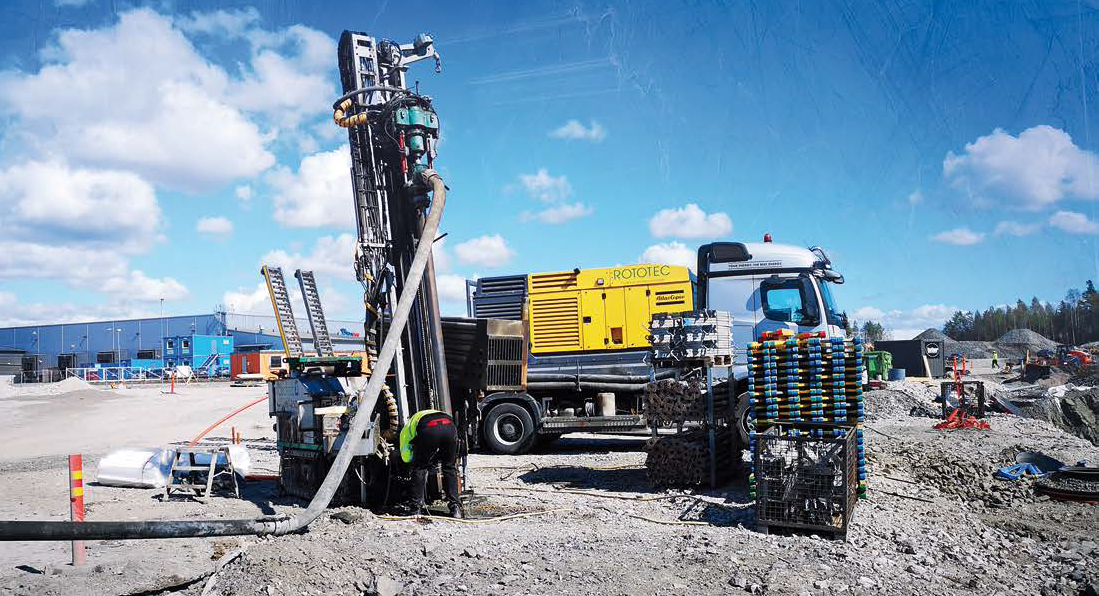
[68,454,86,566]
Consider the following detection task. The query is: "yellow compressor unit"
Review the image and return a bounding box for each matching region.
[525,264,694,354]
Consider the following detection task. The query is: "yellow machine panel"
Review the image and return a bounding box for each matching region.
[527,264,694,354]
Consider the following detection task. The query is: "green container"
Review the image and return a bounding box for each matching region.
[864,350,892,381]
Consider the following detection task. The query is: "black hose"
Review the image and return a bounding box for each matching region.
[526,381,649,392]
[332,86,410,108]
[526,370,676,383]
[0,518,284,541]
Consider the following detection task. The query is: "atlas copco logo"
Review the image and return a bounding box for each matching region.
[610,265,672,280]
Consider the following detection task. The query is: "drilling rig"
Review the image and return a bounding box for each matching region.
[264,31,525,509]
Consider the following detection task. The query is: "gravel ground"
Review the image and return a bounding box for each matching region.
[2,377,1098,596]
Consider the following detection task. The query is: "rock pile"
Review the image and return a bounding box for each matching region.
[863,382,938,420]
[912,327,1060,360]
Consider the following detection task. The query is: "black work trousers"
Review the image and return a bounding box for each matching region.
[409,413,460,508]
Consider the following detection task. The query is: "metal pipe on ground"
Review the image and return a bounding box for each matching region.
[526,381,649,392]
[526,370,676,383]
[0,170,448,542]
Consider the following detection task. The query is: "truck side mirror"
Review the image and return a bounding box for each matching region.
[798,276,820,326]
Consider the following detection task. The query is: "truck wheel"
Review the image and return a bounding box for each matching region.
[733,392,751,450]
[483,403,535,455]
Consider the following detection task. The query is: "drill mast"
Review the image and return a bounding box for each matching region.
[335,32,449,421]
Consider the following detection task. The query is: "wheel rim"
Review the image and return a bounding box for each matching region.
[493,412,525,446]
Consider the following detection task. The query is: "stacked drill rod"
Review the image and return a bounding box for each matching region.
[747,330,868,503]
[644,427,734,486]
[643,378,730,424]
[650,310,734,364]
[645,310,737,488]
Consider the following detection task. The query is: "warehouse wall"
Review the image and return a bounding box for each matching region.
[0,314,224,369]
[0,312,367,370]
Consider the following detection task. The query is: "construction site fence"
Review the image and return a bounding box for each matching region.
[59,368,229,385]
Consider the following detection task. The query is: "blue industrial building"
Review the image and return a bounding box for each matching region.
[0,312,366,375]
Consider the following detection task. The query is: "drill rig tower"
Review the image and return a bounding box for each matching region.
[265,31,452,506]
[336,32,449,420]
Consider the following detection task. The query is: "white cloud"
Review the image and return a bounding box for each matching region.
[222,282,271,314]
[521,202,594,224]
[235,184,253,209]
[548,119,606,142]
[432,237,475,306]
[175,8,260,37]
[639,241,695,269]
[221,279,350,319]
[1049,210,1099,234]
[454,234,515,268]
[224,25,337,128]
[930,227,985,245]
[943,125,1099,210]
[0,160,160,251]
[436,274,471,303]
[100,270,189,300]
[0,160,183,300]
[850,306,885,320]
[260,234,356,281]
[908,190,923,205]
[518,168,573,203]
[514,168,592,224]
[851,304,961,340]
[269,144,353,228]
[177,9,336,128]
[993,220,1040,236]
[0,291,160,327]
[432,237,454,274]
[0,9,274,192]
[196,216,233,236]
[648,203,733,238]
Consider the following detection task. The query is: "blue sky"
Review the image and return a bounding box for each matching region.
[0,0,1097,339]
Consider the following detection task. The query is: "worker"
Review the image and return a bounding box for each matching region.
[398,409,464,518]
[991,350,999,369]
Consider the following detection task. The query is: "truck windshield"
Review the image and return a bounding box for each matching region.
[759,277,813,324]
[818,279,844,326]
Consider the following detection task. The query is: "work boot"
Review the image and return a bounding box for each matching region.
[448,502,465,519]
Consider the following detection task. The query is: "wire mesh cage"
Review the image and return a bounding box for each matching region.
[753,422,858,539]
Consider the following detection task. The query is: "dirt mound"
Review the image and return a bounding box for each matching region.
[915,328,948,340]
[996,328,1057,349]
[0,376,100,399]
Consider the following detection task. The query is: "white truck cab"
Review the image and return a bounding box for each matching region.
[696,238,848,388]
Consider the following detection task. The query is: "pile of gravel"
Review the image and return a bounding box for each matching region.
[864,386,938,420]
[912,327,1059,360]
[915,328,947,341]
[997,329,1058,349]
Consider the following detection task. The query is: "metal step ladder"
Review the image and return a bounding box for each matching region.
[164,446,240,500]
[261,265,304,358]
[295,269,335,357]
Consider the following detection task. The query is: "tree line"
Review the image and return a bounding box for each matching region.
[940,280,1099,345]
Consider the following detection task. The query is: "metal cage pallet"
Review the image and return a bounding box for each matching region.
[751,422,858,540]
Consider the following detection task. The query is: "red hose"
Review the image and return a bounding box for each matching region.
[189,395,267,446]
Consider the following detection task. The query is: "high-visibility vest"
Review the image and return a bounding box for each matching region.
[399,409,445,463]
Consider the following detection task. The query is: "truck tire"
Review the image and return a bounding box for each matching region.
[733,392,751,450]
[483,402,536,455]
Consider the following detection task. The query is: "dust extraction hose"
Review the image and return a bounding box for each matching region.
[0,170,447,542]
